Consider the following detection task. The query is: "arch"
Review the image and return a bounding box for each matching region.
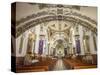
[51,38,68,48]
[16,9,97,37]
[50,39,67,57]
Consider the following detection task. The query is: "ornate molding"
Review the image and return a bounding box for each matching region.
[16,11,50,25]
[16,15,97,37]
[16,9,97,26]
[70,12,97,25]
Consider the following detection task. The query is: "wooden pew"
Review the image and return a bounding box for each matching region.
[16,57,57,72]
[74,65,97,69]
[34,57,57,70]
[63,58,97,69]
[16,66,49,73]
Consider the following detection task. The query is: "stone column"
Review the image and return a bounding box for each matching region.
[89,31,96,54]
[79,26,85,55]
[48,42,50,56]
[19,35,24,54]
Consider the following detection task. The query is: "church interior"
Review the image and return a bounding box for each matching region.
[11,2,97,72]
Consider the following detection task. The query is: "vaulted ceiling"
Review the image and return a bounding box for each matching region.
[11,2,97,38]
[47,21,72,32]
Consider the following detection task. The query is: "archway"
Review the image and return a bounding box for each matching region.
[15,7,97,38]
[50,38,68,57]
[55,40,65,58]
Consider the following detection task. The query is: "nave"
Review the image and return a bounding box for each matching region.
[11,2,97,72]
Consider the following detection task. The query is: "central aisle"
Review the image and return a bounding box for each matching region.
[52,58,66,71]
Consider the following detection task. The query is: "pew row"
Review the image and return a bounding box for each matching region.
[63,58,97,69]
[16,65,49,73]
[16,57,57,72]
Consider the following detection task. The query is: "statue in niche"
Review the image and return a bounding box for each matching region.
[28,32,36,53]
[24,32,36,65]
[27,35,33,54]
